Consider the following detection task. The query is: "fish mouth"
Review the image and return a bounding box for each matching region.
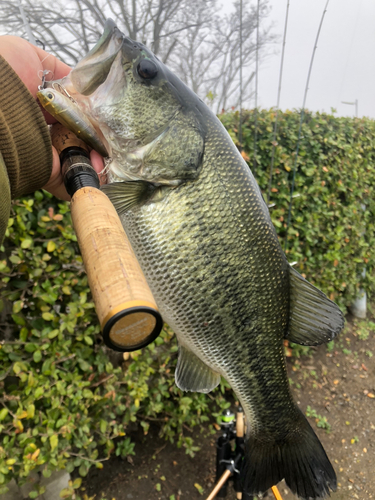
[70,18,124,96]
[44,19,146,100]
[66,20,147,96]
[45,18,125,98]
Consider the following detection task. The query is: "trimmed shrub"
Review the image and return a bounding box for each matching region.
[0,192,229,496]
[1,109,374,494]
[220,109,375,310]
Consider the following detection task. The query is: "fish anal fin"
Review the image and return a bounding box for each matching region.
[286,266,344,346]
[175,345,220,393]
[101,181,157,215]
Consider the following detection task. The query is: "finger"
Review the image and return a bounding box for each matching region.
[0,36,42,98]
[90,150,107,185]
[0,36,71,107]
[42,146,70,201]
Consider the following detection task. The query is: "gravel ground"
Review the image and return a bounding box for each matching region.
[80,305,375,500]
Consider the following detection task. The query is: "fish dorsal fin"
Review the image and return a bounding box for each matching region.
[101,181,157,215]
[286,266,344,346]
[175,345,221,393]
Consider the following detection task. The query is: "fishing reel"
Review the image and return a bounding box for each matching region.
[214,407,245,499]
[211,407,282,500]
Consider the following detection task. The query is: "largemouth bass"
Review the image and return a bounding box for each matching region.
[42,20,344,499]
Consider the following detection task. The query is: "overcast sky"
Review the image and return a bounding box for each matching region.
[253,0,375,118]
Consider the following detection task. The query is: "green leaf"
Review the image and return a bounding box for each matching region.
[42,312,54,321]
[47,241,56,252]
[13,300,23,313]
[49,434,58,451]
[12,314,26,326]
[79,463,88,477]
[13,362,22,375]
[33,350,42,363]
[25,343,37,353]
[100,420,107,434]
[27,405,35,419]
[20,327,28,342]
[34,387,44,399]
[21,238,32,249]
[48,329,59,339]
[9,255,21,265]
[59,487,74,499]
[78,360,91,372]
[1,110,375,491]
[72,478,82,489]
[0,409,8,421]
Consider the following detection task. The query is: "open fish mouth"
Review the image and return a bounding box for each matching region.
[41,19,201,186]
[43,19,124,100]
[47,19,145,100]
[69,19,124,96]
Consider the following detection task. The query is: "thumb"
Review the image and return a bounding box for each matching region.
[43,145,106,201]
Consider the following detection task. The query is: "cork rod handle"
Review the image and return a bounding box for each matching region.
[51,124,163,351]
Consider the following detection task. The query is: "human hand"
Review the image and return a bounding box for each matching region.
[0,36,105,200]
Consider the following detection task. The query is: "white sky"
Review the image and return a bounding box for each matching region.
[251,0,375,118]
[7,0,374,118]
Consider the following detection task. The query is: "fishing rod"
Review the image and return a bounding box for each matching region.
[51,124,163,352]
[205,407,283,500]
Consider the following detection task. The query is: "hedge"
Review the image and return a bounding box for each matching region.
[0,109,374,495]
[220,109,375,311]
[0,192,229,497]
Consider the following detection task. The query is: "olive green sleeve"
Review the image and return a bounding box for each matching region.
[0,54,53,243]
[0,152,11,244]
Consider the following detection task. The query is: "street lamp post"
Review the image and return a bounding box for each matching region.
[341,99,366,317]
[341,99,358,117]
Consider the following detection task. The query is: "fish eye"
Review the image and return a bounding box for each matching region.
[137,59,158,80]
[46,92,54,100]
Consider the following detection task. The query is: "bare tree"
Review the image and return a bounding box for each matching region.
[0,0,275,111]
[171,0,275,113]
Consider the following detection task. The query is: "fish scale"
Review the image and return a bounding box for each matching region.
[119,113,295,437]
[43,19,344,499]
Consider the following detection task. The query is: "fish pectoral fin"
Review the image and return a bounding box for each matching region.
[101,181,157,215]
[175,345,220,393]
[286,265,344,346]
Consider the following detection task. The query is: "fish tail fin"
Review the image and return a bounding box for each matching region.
[242,410,336,499]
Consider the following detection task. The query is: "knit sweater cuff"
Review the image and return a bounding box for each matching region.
[0,55,52,199]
